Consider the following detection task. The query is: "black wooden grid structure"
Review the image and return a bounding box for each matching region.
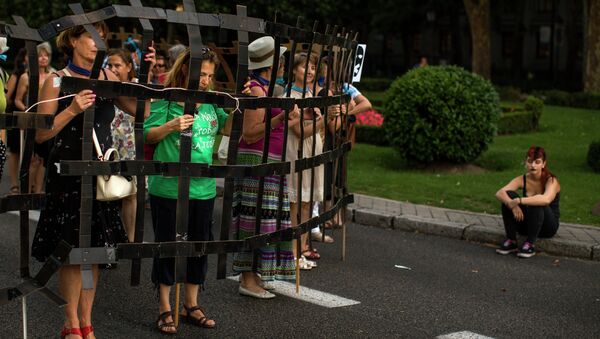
[0,0,358,316]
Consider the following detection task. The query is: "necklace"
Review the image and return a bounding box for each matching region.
[67,60,91,77]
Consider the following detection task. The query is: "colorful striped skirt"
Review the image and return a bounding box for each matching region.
[232,149,295,281]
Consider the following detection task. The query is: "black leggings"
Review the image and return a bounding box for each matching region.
[150,195,214,286]
[500,191,559,243]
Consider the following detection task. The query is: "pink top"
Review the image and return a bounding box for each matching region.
[238,81,285,158]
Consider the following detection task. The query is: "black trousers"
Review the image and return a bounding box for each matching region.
[150,195,214,286]
[500,191,559,243]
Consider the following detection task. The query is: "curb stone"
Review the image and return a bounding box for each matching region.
[593,244,600,261]
[393,215,466,239]
[462,224,505,244]
[536,238,592,259]
[353,208,394,229]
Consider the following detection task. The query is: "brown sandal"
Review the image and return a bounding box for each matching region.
[181,305,215,329]
[156,311,177,335]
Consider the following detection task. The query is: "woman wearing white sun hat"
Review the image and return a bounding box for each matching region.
[232,36,302,299]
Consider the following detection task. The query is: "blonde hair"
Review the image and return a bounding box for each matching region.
[164,47,219,88]
[36,42,52,58]
[36,42,52,72]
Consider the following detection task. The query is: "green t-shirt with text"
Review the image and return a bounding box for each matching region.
[144,100,228,200]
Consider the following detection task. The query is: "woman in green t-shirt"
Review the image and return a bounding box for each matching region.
[144,48,227,334]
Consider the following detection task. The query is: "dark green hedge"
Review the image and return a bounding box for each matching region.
[359,78,394,92]
[588,141,600,173]
[495,85,523,102]
[497,96,543,135]
[532,90,600,109]
[355,125,388,146]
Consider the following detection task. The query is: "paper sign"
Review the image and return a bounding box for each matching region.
[352,44,367,82]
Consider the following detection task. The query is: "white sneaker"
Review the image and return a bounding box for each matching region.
[300,256,317,268]
[298,257,313,270]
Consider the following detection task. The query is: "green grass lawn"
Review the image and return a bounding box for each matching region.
[348,104,600,226]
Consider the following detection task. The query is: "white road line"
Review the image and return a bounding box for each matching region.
[227,276,360,308]
[8,210,40,222]
[437,331,495,339]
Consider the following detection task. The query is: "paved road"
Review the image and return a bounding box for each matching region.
[0,209,599,338]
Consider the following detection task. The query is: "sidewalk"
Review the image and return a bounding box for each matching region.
[349,193,600,261]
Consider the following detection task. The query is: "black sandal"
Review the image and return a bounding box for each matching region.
[181,305,215,329]
[156,311,177,335]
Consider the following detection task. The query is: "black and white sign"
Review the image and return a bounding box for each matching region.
[352,44,367,82]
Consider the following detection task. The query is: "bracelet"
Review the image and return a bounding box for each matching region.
[518,197,522,205]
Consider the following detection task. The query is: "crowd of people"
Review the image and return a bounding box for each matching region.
[0,23,371,337]
[0,14,565,338]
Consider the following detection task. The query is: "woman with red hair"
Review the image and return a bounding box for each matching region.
[495,146,561,258]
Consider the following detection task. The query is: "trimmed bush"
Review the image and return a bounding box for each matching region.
[383,65,500,164]
[495,85,523,102]
[531,89,571,107]
[356,125,388,146]
[572,92,600,109]
[588,141,600,173]
[532,90,600,109]
[497,111,537,135]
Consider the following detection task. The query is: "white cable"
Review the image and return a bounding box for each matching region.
[25,94,77,113]
[126,81,241,114]
[24,83,241,115]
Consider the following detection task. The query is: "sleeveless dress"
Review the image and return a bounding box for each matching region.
[31,71,126,262]
[286,87,324,203]
[5,71,25,153]
[231,81,295,281]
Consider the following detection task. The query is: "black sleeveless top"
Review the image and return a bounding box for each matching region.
[522,174,560,219]
[32,69,125,262]
[46,69,114,191]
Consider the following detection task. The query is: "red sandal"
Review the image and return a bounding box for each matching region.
[60,327,82,339]
[302,250,320,260]
[81,325,94,338]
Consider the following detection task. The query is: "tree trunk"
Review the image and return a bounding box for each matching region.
[584,0,600,92]
[463,0,491,79]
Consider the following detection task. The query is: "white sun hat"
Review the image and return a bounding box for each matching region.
[248,36,287,70]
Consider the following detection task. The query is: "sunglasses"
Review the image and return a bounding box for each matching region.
[155,64,166,68]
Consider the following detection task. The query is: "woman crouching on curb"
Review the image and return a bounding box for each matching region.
[495,146,561,258]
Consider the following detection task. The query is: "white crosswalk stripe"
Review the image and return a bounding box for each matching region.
[8,210,40,222]
[227,276,360,308]
[437,331,495,339]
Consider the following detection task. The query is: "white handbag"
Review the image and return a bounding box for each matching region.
[93,129,137,201]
